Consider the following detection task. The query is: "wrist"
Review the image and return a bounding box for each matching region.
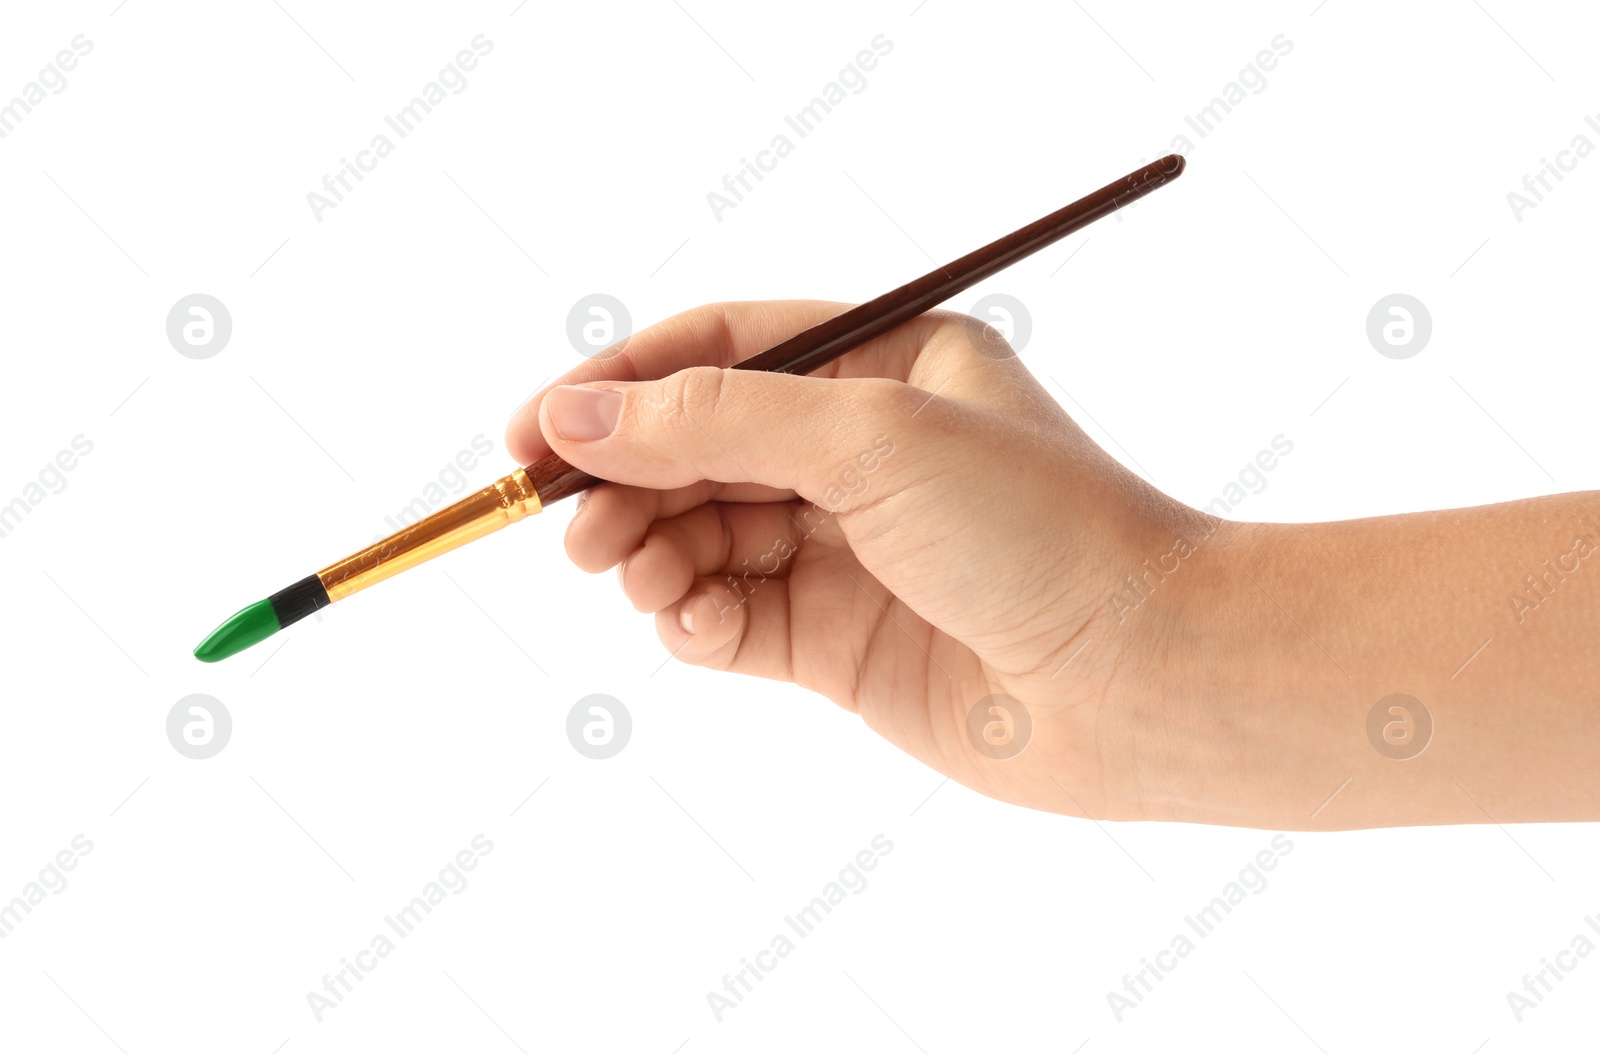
[1113,514,1345,827]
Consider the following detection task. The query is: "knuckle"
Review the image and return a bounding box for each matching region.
[662,365,728,423]
[923,307,971,329]
[855,376,920,415]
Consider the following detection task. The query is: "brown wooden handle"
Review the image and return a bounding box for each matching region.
[519,155,1186,509]
[524,452,602,506]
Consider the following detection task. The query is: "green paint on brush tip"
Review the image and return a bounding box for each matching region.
[194,598,281,663]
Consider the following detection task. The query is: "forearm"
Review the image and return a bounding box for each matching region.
[1152,492,1600,829]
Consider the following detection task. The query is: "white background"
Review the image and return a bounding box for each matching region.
[2,0,1598,1051]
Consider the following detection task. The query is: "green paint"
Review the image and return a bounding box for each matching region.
[194,598,280,662]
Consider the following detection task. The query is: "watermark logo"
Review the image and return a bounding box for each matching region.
[0,835,94,940]
[566,294,631,359]
[1108,531,1213,623]
[306,35,494,221]
[0,434,93,542]
[1201,434,1294,519]
[1366,693,1431,760]
[1505,915,1600,1022]
[305,834,494,1022]
[1506,116,1600,222]
[567,694,631,759]
[1366,293,1430,359]
[1508,515,1599,625]
[710,436,895,623]
[379,434,495,532]
[167,294,232,360]
[167,694,231,760]
[704,834,894,1022]
[706,34,894,220]
[967,293,1031,359]
[1146,34,1293,157]
[0,35,93,141]
[1106,833,1293,1021]
[966,694,1032,760]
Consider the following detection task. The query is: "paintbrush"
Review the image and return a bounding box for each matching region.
[195,154,1186,662]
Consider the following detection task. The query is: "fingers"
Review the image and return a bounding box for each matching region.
[505,300,955,465]
[617,504,727,613]
[538,367,946,503]
[611,500,806,613]
[563,479,796,574]
[654,575,794,683]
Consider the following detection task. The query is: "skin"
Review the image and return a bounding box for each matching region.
[506,300,1600,830]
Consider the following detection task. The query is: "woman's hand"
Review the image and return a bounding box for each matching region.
[507,300,1206,824]
[507,300,1600,830]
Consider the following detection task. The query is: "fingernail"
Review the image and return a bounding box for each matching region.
[679,603,695,635]
[547,385,622,441]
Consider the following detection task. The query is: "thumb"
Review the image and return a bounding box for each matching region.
[537,365,951,501]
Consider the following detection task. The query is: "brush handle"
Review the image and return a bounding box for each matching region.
[525,453,601,506]
[520,154,1186,507]
[733,154,1185,376]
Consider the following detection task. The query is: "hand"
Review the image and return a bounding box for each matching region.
[507,301,1600,829]
[507,301,1203,823]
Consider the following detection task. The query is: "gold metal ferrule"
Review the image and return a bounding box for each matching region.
[316,467,542,603]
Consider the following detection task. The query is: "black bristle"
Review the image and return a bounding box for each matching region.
[268,575,331,629]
